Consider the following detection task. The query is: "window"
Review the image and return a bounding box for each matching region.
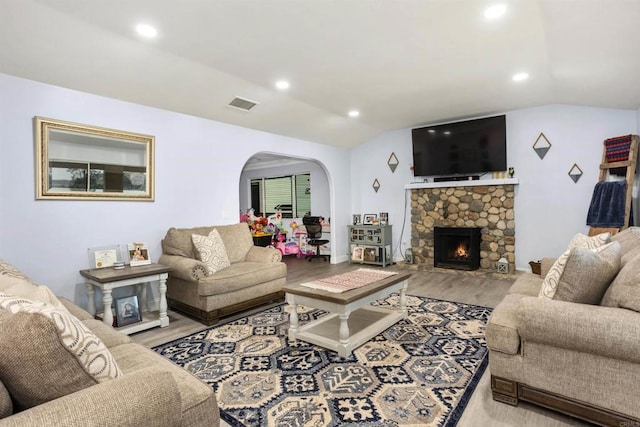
[48,161,146,193]
[251,173,310,218]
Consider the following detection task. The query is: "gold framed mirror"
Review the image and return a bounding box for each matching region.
[35,117,154,201]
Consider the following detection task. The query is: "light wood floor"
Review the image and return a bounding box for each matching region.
[131,258,589,427]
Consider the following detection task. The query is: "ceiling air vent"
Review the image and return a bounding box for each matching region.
[227,96,259,112]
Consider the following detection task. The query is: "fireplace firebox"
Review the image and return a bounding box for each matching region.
[434,227,481,270]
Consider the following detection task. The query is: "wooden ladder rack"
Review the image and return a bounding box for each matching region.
[597,134,639,230]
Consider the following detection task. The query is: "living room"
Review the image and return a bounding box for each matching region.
[1,1,640,426]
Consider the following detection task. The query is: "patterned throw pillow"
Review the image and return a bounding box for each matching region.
[192,229,231,275]
[0,294,122,410]
[551,241,621,304]
[539,232,611,299]
[0,259,68,311]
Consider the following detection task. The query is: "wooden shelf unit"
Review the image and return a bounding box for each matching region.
[348,224,393,267]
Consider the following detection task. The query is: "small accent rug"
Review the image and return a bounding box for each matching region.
[300,268,398,293]
[154,295,492,426]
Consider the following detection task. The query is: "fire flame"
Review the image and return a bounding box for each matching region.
[453,241,469,259]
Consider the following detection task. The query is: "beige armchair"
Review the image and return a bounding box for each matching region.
[159,223,287,325]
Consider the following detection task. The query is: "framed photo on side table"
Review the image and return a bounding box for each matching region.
[363,214,377,225]
[351,246,364,262]
[115,295,142,327]
[363,247,377,262]
[128,242,151,266]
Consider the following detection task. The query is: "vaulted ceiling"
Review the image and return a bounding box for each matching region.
[2,0,639,148]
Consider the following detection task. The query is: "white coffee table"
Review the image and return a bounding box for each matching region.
[283,271,410,357]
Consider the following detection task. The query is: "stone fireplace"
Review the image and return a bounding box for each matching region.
[409,182,516,273]
[434,226,481,270]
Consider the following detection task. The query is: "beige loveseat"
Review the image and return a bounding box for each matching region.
[486,228,640,426]
[0,259,219,426]
[159,223,287,325]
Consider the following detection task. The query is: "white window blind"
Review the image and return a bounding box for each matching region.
[251,173,310,217]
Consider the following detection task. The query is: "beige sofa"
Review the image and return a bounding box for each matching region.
[159,223,287,325]
[486,228,640,426]
[0,259,219,426]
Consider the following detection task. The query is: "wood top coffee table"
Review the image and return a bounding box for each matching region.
[283,271,411,357]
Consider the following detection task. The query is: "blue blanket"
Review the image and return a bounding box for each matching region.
[586,181,631,228]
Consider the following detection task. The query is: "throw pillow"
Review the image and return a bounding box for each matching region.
[0,294,122,410]
[611,227,640,264]
[0,259,68,311]
[552,241,621,304]
[601,250,640,311]
[539,232,611,299]
[0,259,33,283]
[192,229,231,275]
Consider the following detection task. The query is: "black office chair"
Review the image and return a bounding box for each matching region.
[302,216,330,262]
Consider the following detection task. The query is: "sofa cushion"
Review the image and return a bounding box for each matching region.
[611,227,640,265]
[551,241,621,304]
[539,232,610,299]
[601,250,640,312]
[215,223,254,263]
[611,226,640,255]
[109,343,219,425]
[162,225,214,259]
[0,377,12,419]
[0,294,122,410]
[507,273,542,296]
[198,261,287,296]
[192,229,231,275]
[82,319,133,348]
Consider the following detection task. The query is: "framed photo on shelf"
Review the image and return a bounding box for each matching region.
[115,295,142,327]
[128,242,151,266]
[351,246,364,262]
[363,214,377,225]
[352,214,361,225]
[379,212,389,225]
[363,247,377,262]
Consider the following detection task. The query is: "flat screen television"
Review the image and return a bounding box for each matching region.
[412,115,506,177]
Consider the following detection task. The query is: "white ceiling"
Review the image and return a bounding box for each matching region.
[2,0,639,148]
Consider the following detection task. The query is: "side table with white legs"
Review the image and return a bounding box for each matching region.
[80,263,172,335]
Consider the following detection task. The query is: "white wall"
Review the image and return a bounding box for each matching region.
[352,105,637,270]
[0,73,351,305]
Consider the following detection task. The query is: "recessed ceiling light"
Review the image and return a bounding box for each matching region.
[136,23,158,38]
[275,80,290,91]
[484,4,507,20]
[512,72,529,82]
[348,110,360,118]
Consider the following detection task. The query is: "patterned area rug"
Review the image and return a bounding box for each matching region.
[154,295,492,426]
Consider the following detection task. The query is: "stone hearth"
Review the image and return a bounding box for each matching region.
[410,183,515,273]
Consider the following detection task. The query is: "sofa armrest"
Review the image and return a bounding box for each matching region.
[159,254,207,281]
[245,246,282,263]
[1,368,181,426]
[518,297,640,364]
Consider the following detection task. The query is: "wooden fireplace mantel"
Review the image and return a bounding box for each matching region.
[405,178,519,190]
